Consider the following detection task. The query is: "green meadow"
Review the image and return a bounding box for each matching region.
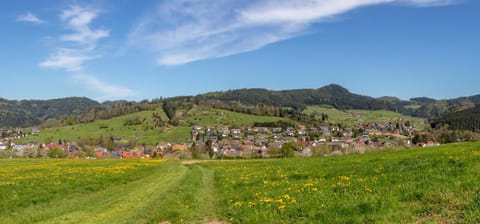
[1,142,479,223]
[303,106,426,129]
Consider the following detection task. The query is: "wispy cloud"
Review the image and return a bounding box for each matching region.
[72,73,136,101]
[40,5,108,70]
[59,5,109,46]
[402,0,459,7]
[39,5,135,100]
[128,0,459,65]
[17,12,46,24]
[39,48,94,72]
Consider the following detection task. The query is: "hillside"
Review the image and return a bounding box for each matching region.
[303,106,426,129]
[414,94,480,118]
[0,97,99,127]
[194,84,417,113]
[20,107,285,145]
[433,105,480,131]
[2,84,480,128]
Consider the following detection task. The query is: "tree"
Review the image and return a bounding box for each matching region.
[82,146,95,158]
[48,148,65,158]
[205,140,214,159]
[162,100,177,123]
[280,142,296,158]
[412,133,428,144]
[98,136,115,151]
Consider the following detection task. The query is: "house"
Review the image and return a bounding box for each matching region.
[110,151,122,159]
[231,129,242,138]
[95,147,108,158]
[259,146,268,156]
[13,145,27,151]
[205,127,215,135]
[172,144,189,151]
[272,127,283,133]
[221,129,230,138]
[255,138,268,146]
[270,141,286,149]
[257,127,271,134]
[191,129,200,141]
[242,139,253,145]
[285,127,296,136]
[28,142,40,148]
[193,125,203,131]
[122,150,134,158]
[31,128,40,135]
[342,128,353,137]
[156,142,171,151]
[204,135,218,142]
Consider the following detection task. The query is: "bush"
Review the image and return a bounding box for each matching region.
[48,148,66,158]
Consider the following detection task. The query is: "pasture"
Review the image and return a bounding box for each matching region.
[1,142,479,223]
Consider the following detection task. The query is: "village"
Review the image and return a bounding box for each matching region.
[0,120,439,159]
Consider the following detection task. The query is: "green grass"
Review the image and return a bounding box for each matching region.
[2,142,479,223]
[404,104,422,110]
[20,108,169,145]
[20,107,284,145]
[184,107,285,127]
[204,142,480,223]
[304,106,426,129]
[0,159,219,224]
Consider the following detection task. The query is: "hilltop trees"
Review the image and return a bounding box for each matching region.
[162,100,178,124]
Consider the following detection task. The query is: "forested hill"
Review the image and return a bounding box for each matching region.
[412,94,480,118]
[2,84,480,128]
[0,97,99,127]
[194,84,414,112]
[433,105,480,131]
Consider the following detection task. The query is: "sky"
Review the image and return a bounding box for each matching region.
[0,0,479,102]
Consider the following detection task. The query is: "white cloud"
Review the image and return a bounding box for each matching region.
[39,5,135,100]
[128,0,459,65]
[17,12,46,24]
[72,73,136,100]
[39,48,94,71]
[59,5,109,46]
[39,5,108,70]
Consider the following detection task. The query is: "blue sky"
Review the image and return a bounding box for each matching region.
[0,0,478,102]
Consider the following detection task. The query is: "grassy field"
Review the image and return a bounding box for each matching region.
[20,107,284,145]
[303,106,427,129]
[0,159,219,224]
[206,143,480,223]
[1,142,479,223]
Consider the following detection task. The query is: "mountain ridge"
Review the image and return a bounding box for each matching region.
[1,84,480,128]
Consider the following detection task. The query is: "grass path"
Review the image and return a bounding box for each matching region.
[1,161,222,224]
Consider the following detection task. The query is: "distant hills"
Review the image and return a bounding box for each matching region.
[0,97,99,127]
[1,84,480,128]
[194,84,414,112]
[433,105,480,131]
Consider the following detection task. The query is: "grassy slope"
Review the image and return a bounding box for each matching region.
[20,107,284,145]
[2,142,479,223]
[205,142,480,223]
[304,106,426,129]
[20,108,168,145]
